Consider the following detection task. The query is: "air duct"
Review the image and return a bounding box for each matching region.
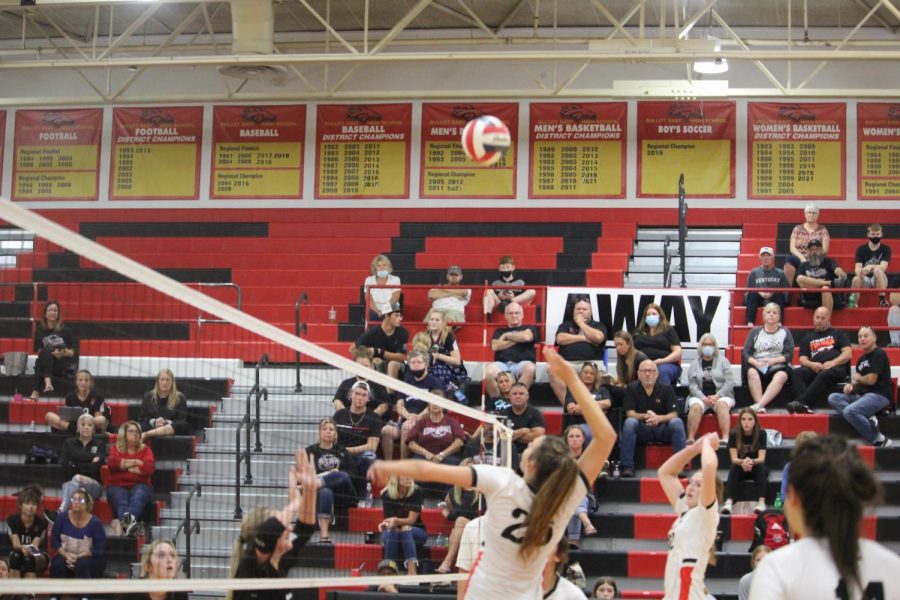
[219,0,287,80]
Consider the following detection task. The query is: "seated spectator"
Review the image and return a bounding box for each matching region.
[609,330,649,405]
[550,296,608,405]
[416,310,469,402]
[737,544,772,600]
[779,431,817,502]
[364,254,401,322]
[742,303,794,413]
[132,539,187,600]
[786,307,852,414]
[542,537,586,599]
[619,360,685,478]
[827,326,894,447]
[46,369,110,433]
[850,223,891,307]
[796,238,848,311]
[593,576,619,599]
[306,418,356,543]
[783,203,830,287]
[49,488,106,579]
[379,476,427,576]
[6,484,49,578]
[685,333,735,444]
[332,350,390,419]
[463,416,520,472]
[332,381,380,496]
[350,303,409,382]
[488,371,515,412]
[721,408,768,515]
[562,362,612,444]
[503,383,546,455]
[428,265,471,324]
[565,426,597,545]
[368,559,401,593]
[745,247,789,326]
[106,420,155,536]
[483,255,535,318]
[380,351,443,460]
[140,369,189,442]
[632,303,683,385]
[435,458,482,574]
[58,414,106,515]
[406,399,466,465]
[30,300,78,401]
[484,302,539,398]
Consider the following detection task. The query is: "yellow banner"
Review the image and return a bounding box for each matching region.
[641,139,731,195]
[213,169,301,197]
[532,141,622,197]
[751,141,842,197]
[318,141,407,197]
[14,171,97,199]
[112,144,198,198]
[422,142,515,196]
[16,144,99,171]
[213,142,301,169]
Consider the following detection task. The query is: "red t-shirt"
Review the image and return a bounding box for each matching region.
[406,414,465,455]
[106,445,155,488]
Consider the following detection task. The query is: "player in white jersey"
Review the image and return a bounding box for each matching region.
[543,538,588,599]
[750,435,900,600]
[368,347,616,600]
[658,433,721,600]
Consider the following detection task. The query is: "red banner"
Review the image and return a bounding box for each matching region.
[748,102,846,200]
[857,102,900,200]
[637,101,736,198]
[110,106,203,200]
[0,111,5,197]
[528,102,626,199]
[12,108,102,201]
[315,103,411,199]
[420,102,518,199]
[210,105,306,199]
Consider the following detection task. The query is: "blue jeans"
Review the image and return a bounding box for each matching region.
[316,471,356,519]
[657,363,682,386]
[620,417,686,469]
[106,483,152,520]
[566,495,590,540]
[50,555,106,579]
[353,450,377,497]
[381,526,428,567]
[60,477,103,513]
[827,392,889,444]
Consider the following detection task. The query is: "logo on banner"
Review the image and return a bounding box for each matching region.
[241,107,278,124]
[41,112,75,128]
[559,104,597,121]
[777,104,816,122]
[346,105,382,123]
[668,102,703,120]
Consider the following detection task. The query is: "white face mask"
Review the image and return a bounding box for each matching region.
[645,315,660,328]
[376,270,389,278]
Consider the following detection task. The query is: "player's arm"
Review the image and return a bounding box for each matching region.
[658,434,719,509]
[368,459,473,489]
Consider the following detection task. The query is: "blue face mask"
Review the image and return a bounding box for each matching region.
[701,345,715,357]
[645,315,660,328]
[376,270,389,278]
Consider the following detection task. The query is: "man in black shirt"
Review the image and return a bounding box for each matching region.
[827,326,894,447]
[619,360,685,477]
[332,381,381,495]
[796,238,849,310]
[549,297,608,405]
[350,303,409,381]
[332,351,390,419]
[484,302,540,398]
[850,223,891,307]
[502,383,545,454]
[787,307,852,414]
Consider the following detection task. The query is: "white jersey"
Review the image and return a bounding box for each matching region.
[664,495,719,600]
[456,516,485,572]
[749,537,900,600]
[465,464,588,600]
[544,575,587,599]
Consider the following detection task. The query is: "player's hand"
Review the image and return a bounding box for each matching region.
[543,347,571,382]
[367,461,390,488]
[702,432,720,450]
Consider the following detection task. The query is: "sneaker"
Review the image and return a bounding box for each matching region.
[619,466,635,478]
[750,403,766,414]
[874,437,894,448]
[869,415,879,432]
[123,513,138,536]
[881,296,890,308]
[720,499,732,515]
[786,401,812,414]
[719,437,730,446]
[754,502,766,514]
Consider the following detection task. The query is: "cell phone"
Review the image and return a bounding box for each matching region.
[29,546,41,556]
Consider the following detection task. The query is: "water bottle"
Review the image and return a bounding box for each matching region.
[360,482,373,508]
[847,294,857,309]
[612,461,620,479]
[28,420,35,432]
[328,306,337,322]
[774,492,783,511]
[435,532,449,547]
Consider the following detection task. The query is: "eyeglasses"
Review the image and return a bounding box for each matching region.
[71,496,87,504]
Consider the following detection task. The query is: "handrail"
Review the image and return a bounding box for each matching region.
[662,236,674,288]
[677,173,688,289]
[191,282,242,325]
[234,354,268,518]
[293,293,308,393]
[173,483,202,579]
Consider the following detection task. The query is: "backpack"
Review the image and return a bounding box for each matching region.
[749,509,790,551]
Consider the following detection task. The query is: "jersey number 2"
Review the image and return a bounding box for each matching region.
[500,508,552,545]
[835,580,884,600]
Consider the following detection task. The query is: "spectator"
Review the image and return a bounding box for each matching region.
[428,265,471,324]
[550,297,608,405]
[565,426,597,545]
[685,333,735,444]
[6,485,48,578]
[489,371,516,411]
[483,255,536,318]
[379,476,427,576]
[619,360,685,478]
[58,414,106,515]
[780,430,817,502]
[30,300,78,401]
[850,223,891,307]
[140,369,189,442]
[369,559,401,593]
[888,279,900,347]
[332,350,390,419]
[737,544,772,600]
[721,408,768,515]
[463,415,520,472]
[332,381,380,496]
[406,400,466,465]
[380,351,443,460]
[745,247,789,326]
[417,310,469,402]
[350,303,409,383]
[742,303,794,414]
[609,330,649,405]
[435,457,482,574]
[827,326,894,447]
[49,488,106,579]
[503,382,546,455]
[786,307,852,414]
[306,418,356,543]
[542,537,586,599]
[364,254,401,322]
[592,577,618,599]
[106,420,155,537]
[563,362,612,445]
[484,302,539,398]
[784,202,830,287]
[796,238,849,311]
[632,303,683,385]
[46,369,110,433]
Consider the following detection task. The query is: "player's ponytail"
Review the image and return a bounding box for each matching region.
[520,436,578,562]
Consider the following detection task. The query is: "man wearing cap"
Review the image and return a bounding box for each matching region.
[428,266,472,324]
[368,559,400,593]
[796,238,849,311]
[333,349,390,419]
[745,246,790,326]
[350,303,409,381]
[333,381,381,495]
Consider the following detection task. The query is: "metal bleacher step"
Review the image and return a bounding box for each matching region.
[624,272,737,287]
[636,228,743,242]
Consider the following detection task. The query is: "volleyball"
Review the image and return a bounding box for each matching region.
[461,115,511,165]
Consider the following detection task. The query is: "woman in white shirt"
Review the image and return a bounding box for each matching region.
[364,254,401,321]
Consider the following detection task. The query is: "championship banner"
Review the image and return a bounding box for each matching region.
[545,287,730,350]
[12,108,102,201]
[0,111,5,195]
[420,103,517,199]
[315,103,411,199]
[748,102,846,200]
[110,107,203,200]
[211,105,306,199]
[528,102,626,199]
[637,101,735,198]
[857,103,900,200]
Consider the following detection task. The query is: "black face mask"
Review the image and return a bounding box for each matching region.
[869,236,882,245]
[409,368,426,378]
[499,270,515,281]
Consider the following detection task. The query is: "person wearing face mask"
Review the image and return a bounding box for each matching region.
[685,334,735,445]
[850,223,891,308]
[632,303,683,385]
[364,254,402,322]
[483,255,536,319]
[795,238,849,311]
